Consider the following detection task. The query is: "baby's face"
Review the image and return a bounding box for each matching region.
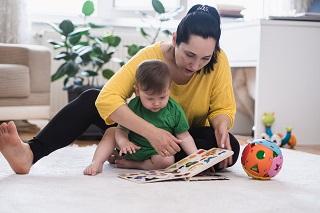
[138,88,170,112]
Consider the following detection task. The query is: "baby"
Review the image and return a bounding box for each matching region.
[84,59,198,175]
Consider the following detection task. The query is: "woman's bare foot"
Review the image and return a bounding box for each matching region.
[0,121,33,174]
[83,162,103,176]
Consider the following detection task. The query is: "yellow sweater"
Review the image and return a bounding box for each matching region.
[96,42,236,128]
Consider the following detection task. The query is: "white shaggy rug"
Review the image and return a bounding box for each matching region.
[0,145,319,213]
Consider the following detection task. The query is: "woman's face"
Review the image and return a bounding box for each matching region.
[174,34,216,77]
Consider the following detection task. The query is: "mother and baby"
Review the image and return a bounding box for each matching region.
[0,5,240,175]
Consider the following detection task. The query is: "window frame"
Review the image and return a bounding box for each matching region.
[29,0,257,27]
[29,0,187,28]
[97,0,186,20]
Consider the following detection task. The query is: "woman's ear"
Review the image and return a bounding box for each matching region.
[134,85,140,96]
[172,32,177,47]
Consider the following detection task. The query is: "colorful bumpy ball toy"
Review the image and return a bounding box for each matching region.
[241,139,283,180]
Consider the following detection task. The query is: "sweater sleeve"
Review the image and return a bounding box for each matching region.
[173,103,190,134]
[207,50,236,129]
[95,44,162,124]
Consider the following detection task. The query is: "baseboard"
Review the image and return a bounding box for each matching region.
[0,105,50,120]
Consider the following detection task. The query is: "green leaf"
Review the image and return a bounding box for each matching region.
[119,61,125,67]
[51,62,69,81]
[81,53,92,64]
[65,61,79,77]
[68,34,82,45]
[69,27,90,37]
[81,70,98,77]
[91,45,103,55]
[101,35,121,47]
[162,29,172,36]
[91,56,104,66]
[48,40,64,46]
[78,41,90,46]
[63,77,70,87]
[82,0,95,16]
[101,36,109,44]
[53,45,64,50]
[88,22,106,28]
[102,69,115,79]
[102,52,113,63]
[152,0,165,14]
[111,36,121,47]
[76,46,92,56]
[140,28,150,38]
[127,44,144,57]
[70,52,79,60]
[94,60,104,68]
[74,45,86,52]
[59,20,75,36]
[54,53,68,60]
[72,44,85,52]
[48,40,65,49]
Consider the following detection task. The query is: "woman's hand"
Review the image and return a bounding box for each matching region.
[212,115,233,169]
[147,127,182,157]
[214,126,232,169]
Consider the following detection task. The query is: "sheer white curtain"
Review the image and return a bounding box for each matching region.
[0,0,29,43]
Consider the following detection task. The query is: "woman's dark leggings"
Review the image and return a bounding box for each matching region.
[28,89,240,167]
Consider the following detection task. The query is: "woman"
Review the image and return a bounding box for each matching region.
[0,4,239,174]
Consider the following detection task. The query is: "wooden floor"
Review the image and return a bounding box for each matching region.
[14,120,320,156]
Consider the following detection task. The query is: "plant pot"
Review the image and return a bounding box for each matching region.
[67,85,104,140]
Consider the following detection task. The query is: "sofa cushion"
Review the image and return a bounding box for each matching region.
[0,64,30,97]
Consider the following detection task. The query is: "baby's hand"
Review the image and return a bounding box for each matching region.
[119,141,141,156]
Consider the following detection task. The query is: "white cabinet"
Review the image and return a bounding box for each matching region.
[221,19,320,144]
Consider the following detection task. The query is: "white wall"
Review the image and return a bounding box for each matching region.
[221,20,320,144]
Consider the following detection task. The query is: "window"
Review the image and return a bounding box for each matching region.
[28,0,98,16]
[28,0,264,25]
[29,0,181,18]
[114,0,181,11]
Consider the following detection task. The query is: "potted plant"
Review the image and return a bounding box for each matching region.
[48,0,121,101]
[47,0,121,140]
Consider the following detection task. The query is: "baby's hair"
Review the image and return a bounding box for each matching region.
[136,60,171,94]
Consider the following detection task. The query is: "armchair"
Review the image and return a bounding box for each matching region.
[0,43,51,120]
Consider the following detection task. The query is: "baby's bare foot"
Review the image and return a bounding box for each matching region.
[0,121,33,174]
[83,162,103,176]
